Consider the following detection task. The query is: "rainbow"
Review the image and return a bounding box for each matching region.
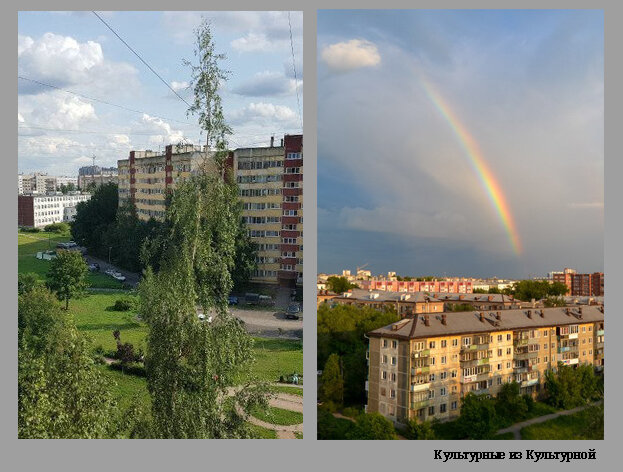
[419,77,522,256]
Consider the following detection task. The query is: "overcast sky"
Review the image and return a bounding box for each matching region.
[18,11,303,176]
[317,10,603,279]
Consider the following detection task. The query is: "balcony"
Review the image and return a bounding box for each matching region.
[597,329,604,336]
[411,366,430,376]
[460,372,491,384]
[514,338,529,347]
[520,378,539,388]
[515,350,539,359]
[460,357,490,367]
[460,344,489,353]
[557,346,571,353]
[412,349,431,358]
[513,365,533,374]
[410,399,429,410]
[410,383,431,392]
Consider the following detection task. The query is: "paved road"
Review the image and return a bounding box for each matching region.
[230,307,303,339]
[84,255,141,288]
[496,401,602,439]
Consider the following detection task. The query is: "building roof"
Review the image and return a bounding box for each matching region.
[428,292,514,303]
[368,306,604,340]
[336,289,443,304]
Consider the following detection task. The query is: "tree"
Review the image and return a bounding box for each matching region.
[183,18,232,168]
[404,418,436,440]
[319,354,344,408]
[46,250,88,310]
[18,272,38,295]
[456,393,498,439]
[347,413,396,440]
[231,205,257,291]
[71,182,118,257]
[326,276,357,294]
[544,296,566,307]
[545,363,599,409]
[495,382,528,422]
[18,287,120,438]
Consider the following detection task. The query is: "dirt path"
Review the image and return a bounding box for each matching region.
[496,401,603,439]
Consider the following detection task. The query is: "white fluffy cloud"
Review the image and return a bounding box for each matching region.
[19,92,97,130]
[321,39,381,72]
[132,114,186,146]
[18,33,139,95]
[230,102,298,127]
[170,80,189,92]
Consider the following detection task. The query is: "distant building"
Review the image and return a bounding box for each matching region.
[18,193,91,228]
[552,268,604,296]
[78,165,118,189]
[360,279,473,293]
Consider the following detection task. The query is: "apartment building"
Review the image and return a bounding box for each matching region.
[366,305,604,424]
[117,134,303,286]
[78,165,118,189]
[18,173,76,195]
[360,279,473,293]
[18,193,91,228]
[332,289,445,316]
[117,144,220,220]
[552,268,604,296]
[234,134,303,286]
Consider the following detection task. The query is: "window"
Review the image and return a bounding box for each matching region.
[544,356,548,362]
[392,340,398,349]
[391,373,396,382]
[383,339,388,348]
[497,349,502,357]
[506,348,512,355]
[382,355,388,364]
[497,363,502,371]
[441,356,447,365]
[440,403,447,413]
[451,401,458,410]
[497,377,502,385]
[497,335,503,342]
[429,374,435,382]
[451,370,457,378]
[428,406,435,416]
[429,341,436,349]
[452,339,458,347]
[428,390,435,399]
[381,371,387,380]
[463,337,471,346]
[440,372,447,380]
[440,387,447,396]
[391,356,397,365]
[441,340,447,348]
[507,334,512,341]
[430,357,435,365]
[390,389,396,399]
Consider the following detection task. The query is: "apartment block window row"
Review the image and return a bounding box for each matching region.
[237,175,282,184]
[286,152,302,159]
[243,202,280,210]
[237,160,283,170]
[257,243,281,251]
[137,178,165,184]
[284,167,301,174]
[252,269,278,278]
[243,216,281,224]
[256,256,278,264]
[240,188,282,197]
[249,230,280,238]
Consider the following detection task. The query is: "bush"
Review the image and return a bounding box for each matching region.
[112,298,134,311]
[404,418,436,440]
[108,361,146,377]
[342,407,361,418]
[346,413,396,440]
[44,222,70,233]
[21,227,41,233]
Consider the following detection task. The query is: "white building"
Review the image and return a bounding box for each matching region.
[18,193,91,228]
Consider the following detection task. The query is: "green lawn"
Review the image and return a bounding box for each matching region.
[520,405,604,440]
[250,405,303,426]
[294,431,303,439]
[18,232,124,289]
[249,337,303,382]
[492,432,515,440]
[247,423,278,439]
[97,364,150,412]
[70,293,146,354]
[271,385,304,397]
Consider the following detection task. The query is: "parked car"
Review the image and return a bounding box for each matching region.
[104,269,115,276]
[287,303,301,314]
[245,292,260,304]
[113,274,126,282]
[285,313,300,320]
[228,296,239,306]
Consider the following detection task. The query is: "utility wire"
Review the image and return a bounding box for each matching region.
[288,11,303,132]
[18,76,198,128]
[91,11,192,108]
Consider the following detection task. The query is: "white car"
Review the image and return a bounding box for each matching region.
[113,274,126,282]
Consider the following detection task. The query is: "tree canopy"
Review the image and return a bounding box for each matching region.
[46,250,88,310]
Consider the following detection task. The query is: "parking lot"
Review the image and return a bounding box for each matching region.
[230,307,303,339]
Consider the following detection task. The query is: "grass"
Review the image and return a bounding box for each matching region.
[97,364,150,412]
[271,385,304,397]
[294,431,303,439]
[246,337,303,382]
[250,405,303,426]
[247,423,278,439]
[18,232,125,290]
[70,293,147,354]
[520,405,604,440]
[492,432,515,440]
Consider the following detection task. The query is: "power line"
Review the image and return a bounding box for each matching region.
[18,76,199,128]
[288,11,303,132]
[91,11,192,108]
[18,124,194,138]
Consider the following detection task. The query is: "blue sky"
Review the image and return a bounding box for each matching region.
[318,10,603,279]
[18,11,303,175]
